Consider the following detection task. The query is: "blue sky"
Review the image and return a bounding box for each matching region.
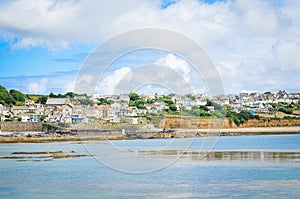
[0,0,299,95]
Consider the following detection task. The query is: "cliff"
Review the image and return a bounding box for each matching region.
[158,118,300,129]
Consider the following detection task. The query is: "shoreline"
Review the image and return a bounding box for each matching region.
[0,126,300,143]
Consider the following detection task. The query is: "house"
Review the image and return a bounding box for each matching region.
[207,106,215,113]
[24,100,35,107]
[119,94,130,102]
[47,114,61,123]
[289,93,300,99]
[11,106,36,116]
[46,98,70,106]
[131,117,139,125]
[125,106,137,117]
[277,90,288,99]
[136,109,147,115]
[98,105,120,123]
[45,98,72,115]
[0,115,6,122]
[21,115,30,122]
[71,114,88,123]
[20,114,41,122]
[0,105,11,121]
[239,92,249,99]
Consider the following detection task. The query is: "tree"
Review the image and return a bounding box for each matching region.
[0,85,15,105]
[65,92,75,99]
[233,117,241,126]
[9,89,26,102]
[169,104,177,111]
[97,98,113,105]
[129,92,140,101]
[164,99,174,105]
[128,100,135,106]
[49,92,56,98]
[187,94,196,100]
[16,101,24,106]
[137,104,146,109]
[199,105,208,111]
[79,98,94,106]
[37,96,48,104]
[206,99,222,110]
[237,110,253,120]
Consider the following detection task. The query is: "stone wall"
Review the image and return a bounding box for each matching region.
[0,122,43,132]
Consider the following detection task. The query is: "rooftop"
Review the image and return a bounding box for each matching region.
[46,98,69,105]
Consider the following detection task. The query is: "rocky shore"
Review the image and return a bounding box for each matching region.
[1,126,300,143]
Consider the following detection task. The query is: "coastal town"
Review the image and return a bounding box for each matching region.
[0,85,299,128]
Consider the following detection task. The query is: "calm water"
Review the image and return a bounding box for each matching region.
[0,134,300,198]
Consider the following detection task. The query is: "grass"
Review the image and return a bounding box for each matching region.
[257,112,300,119]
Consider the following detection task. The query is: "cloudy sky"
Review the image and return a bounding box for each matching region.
[0,0,299,95]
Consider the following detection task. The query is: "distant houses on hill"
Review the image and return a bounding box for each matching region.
[0,90,299,123]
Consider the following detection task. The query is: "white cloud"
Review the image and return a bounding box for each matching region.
[62,80,75,93]
[28,78,48,94]
[78,75,93,85]
[1,0,300,93]
[98,66,132,94]
[273,39,300,71]
[156,53,190,82]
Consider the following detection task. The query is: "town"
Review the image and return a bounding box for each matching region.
[0,85,299,127]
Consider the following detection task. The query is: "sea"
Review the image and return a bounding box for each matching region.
[0,134,300,198]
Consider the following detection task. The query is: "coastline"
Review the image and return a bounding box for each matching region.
[1,126,300,143]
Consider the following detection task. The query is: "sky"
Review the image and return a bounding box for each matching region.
[0,0,299,95]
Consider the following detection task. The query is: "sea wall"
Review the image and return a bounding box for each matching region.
[0,122,43,132]
[158,118,300,129]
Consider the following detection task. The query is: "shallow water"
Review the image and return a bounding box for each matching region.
[0,134,299,198]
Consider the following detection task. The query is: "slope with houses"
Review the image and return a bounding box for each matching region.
[0,90,299,124]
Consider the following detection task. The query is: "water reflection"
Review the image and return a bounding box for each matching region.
[138,150,300,162]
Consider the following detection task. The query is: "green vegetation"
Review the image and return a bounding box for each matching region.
[49,92,78,98]
[97,98,113,105]
[9,89,26,102]
[225,109,260,126]
[0,85,16,105]
[186,94,196,100]
[129,92,140,101]
[78,98,93,106]
[278,106,293,114]
[128,93,146,109]
[206,99,222,111]
[36,96,48,104]
[40,115,46,121]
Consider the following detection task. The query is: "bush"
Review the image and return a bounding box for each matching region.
[233,117,241,126]
[169,104,177,111]
[210,110,224,118]
[40,115,46,121]
[279,107,293,114]
[283,116,294,120]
